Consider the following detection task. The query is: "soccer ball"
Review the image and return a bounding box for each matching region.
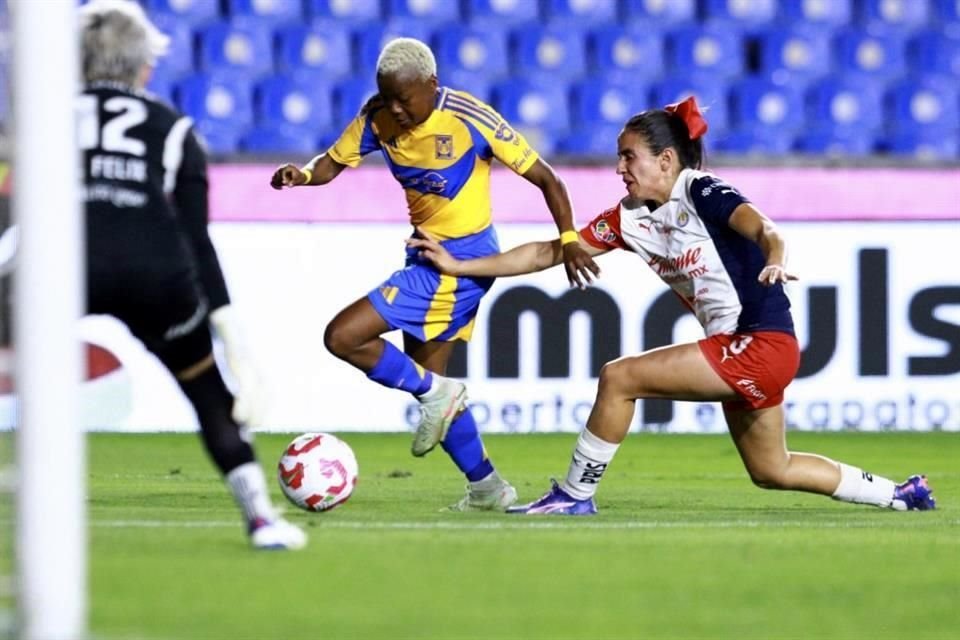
[277,433,358,512]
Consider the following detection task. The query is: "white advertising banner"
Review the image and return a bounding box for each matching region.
[19,220,954,434]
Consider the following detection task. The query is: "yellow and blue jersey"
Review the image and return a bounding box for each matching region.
[327,87,540,241]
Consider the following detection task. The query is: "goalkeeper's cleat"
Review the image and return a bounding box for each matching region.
[891,475,936,511]
[249,517,308,550]
[506,480,598,516]
[448,479,518,512]
[411,377,467,457]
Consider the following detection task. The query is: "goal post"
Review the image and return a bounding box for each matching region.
[11,1,86,638]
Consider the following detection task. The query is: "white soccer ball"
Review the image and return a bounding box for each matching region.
[277,433,358,512]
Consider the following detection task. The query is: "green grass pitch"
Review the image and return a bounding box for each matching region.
[2,431,958,639]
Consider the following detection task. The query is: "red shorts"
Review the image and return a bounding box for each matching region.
[698,331,800,411]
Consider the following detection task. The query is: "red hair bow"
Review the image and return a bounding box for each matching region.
[665,96,708,140]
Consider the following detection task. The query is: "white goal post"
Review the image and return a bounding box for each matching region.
[11,1,86,639]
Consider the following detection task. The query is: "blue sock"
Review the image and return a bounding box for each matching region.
[367,341,433,396]
[442,409,494,482]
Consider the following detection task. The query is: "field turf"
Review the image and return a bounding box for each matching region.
[1,431,958,639]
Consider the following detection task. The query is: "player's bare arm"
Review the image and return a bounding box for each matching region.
[728,203,798,286]
[520,159,601,288]
[270,154,346,189]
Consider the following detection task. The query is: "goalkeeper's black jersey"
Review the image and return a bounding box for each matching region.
[81,82,228,310]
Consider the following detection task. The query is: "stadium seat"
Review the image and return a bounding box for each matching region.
[491,78,569,134]
[729,78,803,132]
[622,0,696,28]
[275,25,352,80]
[711,128,793,154]
[932,0,960,29]
[702,0,777,31]
[778,0,851,30]
[196,22,273,79]
[255,76,334,132]
[241,125,322,155]
[793,128,874,156]
[649,78,730,134]
[190,118,241,155]
[333,78,377,126]
[145,65,177,105]
[510,25,587,80]
[805,75,883,134]
[463,0,540,28]
[589,25,665,83]
[885,78,959,132]
[571,79,647,127]
[442,71,493,103]
[858,0,930,34]
[151,15,195,75]
[542,0,618,27]
[143,0,221,26]
[224,0,302,25]
[833,28,906,78]
[557,124,622,157]
[385,0,461,23]
[432,25,509,77]
[907,30,960,77]
[175,74,254,128]
[666,26,745,79]
[755,28,831,84]
[305,0,381,25]
[354,21,433,73]
[881,129,959,159]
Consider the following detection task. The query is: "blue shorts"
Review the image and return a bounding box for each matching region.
[367,226,499,342]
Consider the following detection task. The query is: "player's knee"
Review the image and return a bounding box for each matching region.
[597,360,632,396]
[746,465,789,490]
[323,321,353,358]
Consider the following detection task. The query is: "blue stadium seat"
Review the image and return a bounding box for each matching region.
[622,0,695,27]
[275,25,351,80]
[241,125,322,155]
[191,118,241,155]
[589,25,664,83]
[175,74,254,128]
[793,128,874,156]
[885,78,959,132]
[779,0,851,30]
[385,0,460,23]
[882,130,959,159]
[492,78,570,134]
[666,26,745,79]
[557,124,623,156]
[755,28,831,83]
[805,75,883,134]
[196,22,273,79]
[511,25,587,79]
[145,65,177,105]
[305,0,381,25]
[333,78,377,126]
[354,20,433,73]
[858,0,930,34]
[908,31,960,77]
[433,25,509,77]
[932,0,960,28]
[571,79,647,127]
[442,71,493,103]
[833,28,906,78]
[143,0,220,26]
[711,129,793,154]
[463,0,539,28]
[702,0,777,31]
[151,15,195,75]
[542,0,618,27]
[224,0,302,25]
[729,79,803,132]
[649,78,730,134]
[255,76,334,132]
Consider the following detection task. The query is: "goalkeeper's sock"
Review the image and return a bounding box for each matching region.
[441,408,494,481]
[178,364,255,473]
[561,429,620,500]
[226,462,278,526]
[367,341,433,396]
[831,463,896,507]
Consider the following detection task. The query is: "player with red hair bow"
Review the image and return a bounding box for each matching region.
[408,97,935,515]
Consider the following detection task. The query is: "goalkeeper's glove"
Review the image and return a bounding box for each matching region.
[209,305,266,429]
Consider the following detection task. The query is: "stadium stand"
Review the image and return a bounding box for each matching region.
[130,0,959,160]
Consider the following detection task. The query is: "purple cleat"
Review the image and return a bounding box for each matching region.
[506,480,598,516]
[892,475,936,511]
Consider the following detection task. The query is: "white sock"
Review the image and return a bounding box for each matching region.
[417,374,442,399]
[831,463,896,508]
[561,429,620,500]
[226,462,277,524]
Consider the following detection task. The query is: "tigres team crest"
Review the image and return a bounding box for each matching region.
[435,134,453,159]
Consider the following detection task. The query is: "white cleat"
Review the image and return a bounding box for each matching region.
[448,479,519,512]
[411,377,467,457]
[249,518,307,551]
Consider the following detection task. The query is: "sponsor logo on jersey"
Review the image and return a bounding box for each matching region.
[435,134,453,159]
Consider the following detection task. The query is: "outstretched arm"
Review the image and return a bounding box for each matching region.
[728,203,799,286]
[270,153,346,189]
